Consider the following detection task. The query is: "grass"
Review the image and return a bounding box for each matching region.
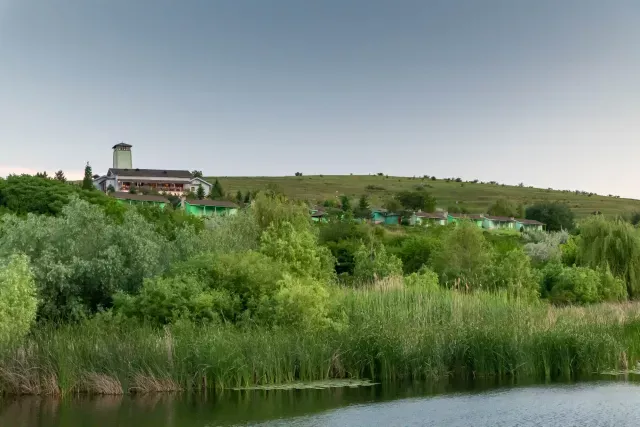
[2,288,640,395]
[208,175,640,217]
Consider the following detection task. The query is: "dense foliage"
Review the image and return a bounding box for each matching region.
[0,255,37,344]
[526,202,576,232]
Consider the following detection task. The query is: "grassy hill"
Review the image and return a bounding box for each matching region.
[208,175,640,218]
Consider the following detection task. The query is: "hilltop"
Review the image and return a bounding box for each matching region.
[208,175,640,217]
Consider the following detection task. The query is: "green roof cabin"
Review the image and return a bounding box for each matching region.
[482,215,516,230]
[447,213,484,228]
[411,212,447,226]
[183,200,239,217]
[515,218,545,232]
[111,192,169,209]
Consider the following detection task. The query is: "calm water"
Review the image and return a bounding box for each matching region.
[3,380,640,426]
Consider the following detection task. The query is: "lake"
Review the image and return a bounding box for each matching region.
[3,380,640,426]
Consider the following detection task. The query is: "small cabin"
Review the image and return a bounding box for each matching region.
[111,192,169,209]
[183,200,239,217]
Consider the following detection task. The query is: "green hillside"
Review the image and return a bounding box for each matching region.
[208,175,640,217]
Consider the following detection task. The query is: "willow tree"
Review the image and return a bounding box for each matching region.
[577,217,640,299]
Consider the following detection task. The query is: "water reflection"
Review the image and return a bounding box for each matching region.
[1,378,639,427]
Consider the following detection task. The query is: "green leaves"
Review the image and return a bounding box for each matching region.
[0,255,37,344]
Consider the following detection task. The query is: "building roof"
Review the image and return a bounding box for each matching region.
[112,142,132,149]
[415,212,447,219]
[186,199,239,208]
[516,218,545,225]
[311,210,327,217]
[111,192,170,203]
[108,168,193,178]
[449,213,484,220]
[485,215,516,222]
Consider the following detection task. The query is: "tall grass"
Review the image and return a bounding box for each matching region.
[2,288,640,395]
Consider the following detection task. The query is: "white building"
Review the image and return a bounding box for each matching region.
[93,143,212,196]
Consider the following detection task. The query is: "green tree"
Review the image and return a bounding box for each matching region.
[0,255,38,344]
[487,198,521,218]
[82,162,94,190]
[210,179,224,199]
[54,170,66,183]
[488,248,540,299]
[339,195,352,212]
[35,171,49,179]
[354,194,371,219]
[107,184,115,193]
[525,202,575,231]
[353,243,403,284]
[191,170,203,178]
[396,190,437,212]
[433,222,493,288]
[196,184,205,200]
[383,197,402,213]
[236,190,243,204]
[577,217,640,298]
[243,191,252,204]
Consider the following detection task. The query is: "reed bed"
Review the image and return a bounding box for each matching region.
[2,288,640,395]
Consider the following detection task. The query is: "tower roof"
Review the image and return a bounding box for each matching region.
[112,142,132,149]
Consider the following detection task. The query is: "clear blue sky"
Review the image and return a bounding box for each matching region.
[1,1,638,196]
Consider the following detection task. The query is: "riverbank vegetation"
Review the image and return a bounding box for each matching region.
[3,175,640,395]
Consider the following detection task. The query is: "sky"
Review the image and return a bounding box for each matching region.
[0,1,639,196]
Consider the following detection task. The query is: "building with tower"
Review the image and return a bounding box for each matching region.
[93,143,213,196]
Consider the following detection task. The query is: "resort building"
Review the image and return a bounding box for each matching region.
[93,143,213,196]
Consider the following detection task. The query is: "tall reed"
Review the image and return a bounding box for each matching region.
[2,288,640,395]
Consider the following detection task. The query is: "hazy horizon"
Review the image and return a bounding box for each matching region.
[1,1,638,197]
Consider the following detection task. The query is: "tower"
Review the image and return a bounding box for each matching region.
[112,142,132,169]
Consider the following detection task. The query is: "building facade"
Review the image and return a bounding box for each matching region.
[93,144,212,196]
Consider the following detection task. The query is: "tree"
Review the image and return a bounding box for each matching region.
[353,243,403,284]
[196,184,205,200]
[191,170,203,178]
[82,162,94,190]
[54,170,66,182]
[487,198,522,218]
[243,191,252,204]
[433,222,493,288]
[396,190,437,212]
[525,202,575,231]
[577,217,640,299]
[36,171,49,179]
[107,184,115,193]
[383,197,402,213]
[236,190,243,204]
[354,194,371,219]
[210,179,224,200]
[339,195,352,212]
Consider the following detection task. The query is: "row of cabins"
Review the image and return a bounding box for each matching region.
[409,210,544,231]
[311,207,544,231]
[112,192,239,217]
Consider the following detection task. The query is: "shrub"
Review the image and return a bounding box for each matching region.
[273,274,332,330]
[550,266,601,305]
[433,222,492,288]
[489,249,540,299]
[397,235,442,274]
[0,255,37,344]
[353,243,403,285]
[403,267,439,291]
[261,221,335,283]
[487,198,523,218]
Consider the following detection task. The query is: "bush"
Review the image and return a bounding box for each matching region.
[550,266,601,305]
[353,243,403,285]
[397,235,442,274]
[403,267,439,291]
[433,222,492,288]
[0,199,170,320]
[489,249,540,299]
[0,255,37,344]
[273,274,332,330]
[261,221,335,283]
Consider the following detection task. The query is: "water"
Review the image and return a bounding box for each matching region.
[3,380,640,426]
